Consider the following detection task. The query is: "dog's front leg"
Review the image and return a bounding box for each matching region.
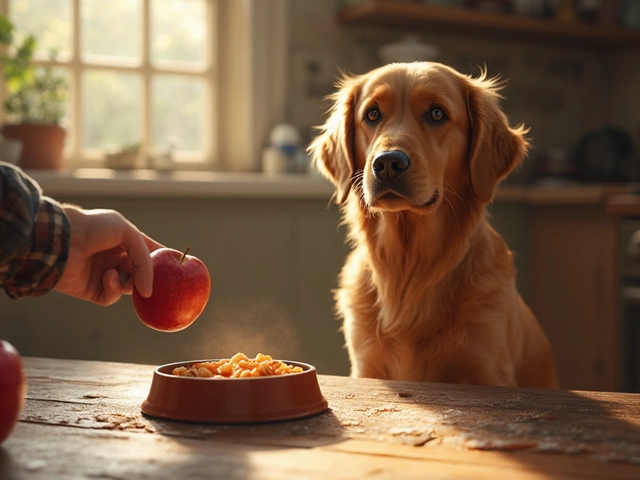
[343,323,389,379]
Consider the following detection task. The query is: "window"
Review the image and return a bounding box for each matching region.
[2,0,288,172]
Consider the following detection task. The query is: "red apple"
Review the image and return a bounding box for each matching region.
[0,340,26,445]
[133,247,211,332]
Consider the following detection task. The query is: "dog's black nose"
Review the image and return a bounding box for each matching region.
[372,151,410,181]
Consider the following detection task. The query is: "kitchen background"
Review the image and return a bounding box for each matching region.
[1,0,640,393]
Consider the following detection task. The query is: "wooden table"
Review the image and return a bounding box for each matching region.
[2,357,640,479]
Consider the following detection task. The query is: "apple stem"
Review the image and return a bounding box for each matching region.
[180,246,191,264]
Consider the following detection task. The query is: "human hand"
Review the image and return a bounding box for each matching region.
[54,205,164,306]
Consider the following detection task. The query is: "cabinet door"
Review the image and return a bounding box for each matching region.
[295,209,351,376]
[527,206,620,391]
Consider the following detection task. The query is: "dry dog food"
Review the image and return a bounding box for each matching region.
[171,352,303,378]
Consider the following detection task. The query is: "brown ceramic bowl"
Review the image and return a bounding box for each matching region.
[141,359,329,424]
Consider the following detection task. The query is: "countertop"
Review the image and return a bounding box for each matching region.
[26,168,336,200]
[2,357,640,479]
[22,168,640,205]
[607,193,640,217]
[497,182,639,206]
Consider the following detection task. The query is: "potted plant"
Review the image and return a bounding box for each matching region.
[0,14,68,169]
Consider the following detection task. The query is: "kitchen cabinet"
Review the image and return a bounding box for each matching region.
[491,186,627,392]
[338,0,640,49]
[526,204,620,392]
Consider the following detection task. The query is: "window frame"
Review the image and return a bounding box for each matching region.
[214,0,288,172]
[0,0,288,172]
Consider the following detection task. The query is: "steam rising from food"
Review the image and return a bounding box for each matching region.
[179,298,302,362]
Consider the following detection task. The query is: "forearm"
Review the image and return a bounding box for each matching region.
[0,162,70,298]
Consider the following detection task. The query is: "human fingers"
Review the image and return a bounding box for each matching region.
[99,269,124,306]
[117,270,134,295]
[119,225,155,298]
[142,233,165,252]
[84,247,132,304]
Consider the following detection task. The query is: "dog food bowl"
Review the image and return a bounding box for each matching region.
[141,359,329,423]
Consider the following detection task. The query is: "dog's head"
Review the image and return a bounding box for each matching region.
[308,62,529,212]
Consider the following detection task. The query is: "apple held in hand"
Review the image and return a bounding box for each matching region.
[0,340,26,445]
[133,247,211,332]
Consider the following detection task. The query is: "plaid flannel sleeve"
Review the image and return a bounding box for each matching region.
[0,162,71,298]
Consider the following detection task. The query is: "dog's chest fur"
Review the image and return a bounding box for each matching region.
[338,209,514,382]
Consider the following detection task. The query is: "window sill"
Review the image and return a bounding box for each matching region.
[26,168,335,200]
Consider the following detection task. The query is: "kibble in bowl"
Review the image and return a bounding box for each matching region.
[142,354,328,423]
[172,353,303,379]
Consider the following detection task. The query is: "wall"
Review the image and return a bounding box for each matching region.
[611,49,640,140]
[0,196,352,376]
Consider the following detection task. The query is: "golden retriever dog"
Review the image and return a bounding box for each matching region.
[308,62,559,388]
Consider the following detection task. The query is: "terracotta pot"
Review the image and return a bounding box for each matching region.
[2,123,66,169]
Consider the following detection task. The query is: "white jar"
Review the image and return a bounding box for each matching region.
[261,146,288,175]
[262,123,303,175]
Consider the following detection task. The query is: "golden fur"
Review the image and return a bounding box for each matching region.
[308,62,559,388]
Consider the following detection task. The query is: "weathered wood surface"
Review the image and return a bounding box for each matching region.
[1,357,639,479]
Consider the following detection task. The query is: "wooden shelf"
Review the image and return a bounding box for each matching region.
[338,0,640,49]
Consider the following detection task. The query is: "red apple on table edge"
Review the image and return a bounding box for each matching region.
[0,340,26,445]
[133,246,211,333]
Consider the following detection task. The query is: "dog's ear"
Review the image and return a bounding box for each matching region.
[307,74,362,205]
[465,75,529,203]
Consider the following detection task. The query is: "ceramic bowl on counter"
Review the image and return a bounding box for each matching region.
[378,35,439,65]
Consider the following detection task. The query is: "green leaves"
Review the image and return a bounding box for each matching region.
[5,65,67,124]
[0,15,67,125]
[0,15,14,45]
[2,37,36,90]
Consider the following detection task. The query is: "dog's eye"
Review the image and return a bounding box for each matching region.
[365,108,381,124]
[427,107,447,123]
